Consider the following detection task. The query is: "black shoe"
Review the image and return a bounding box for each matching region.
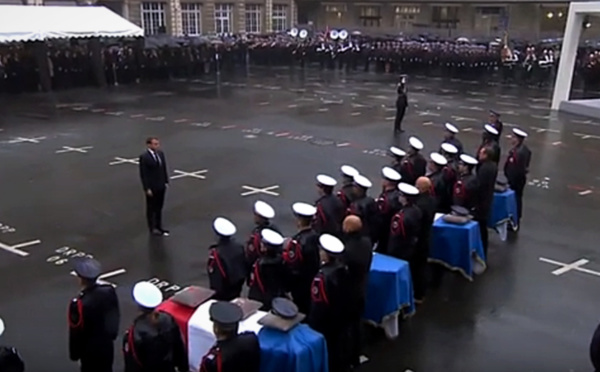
[159,229,170,236]
[151,229,163,236]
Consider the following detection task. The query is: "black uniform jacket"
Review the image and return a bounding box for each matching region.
[139,150,169,191]
[453,173,479,212]
[314,194,345,236]
[376,188,402,250]
[387,204,422,261]
[283,227,321,313]
[342,232,373,310]
[414,193,437,258]
[0,346,25,372]
[475,160,498,220]
[207,237,248,301]
[428,169,447,211]
[441,137,464,154]
[399,153,427,185]
[336,183,355,209]
[199,333,260,372]
[68,284,120,362]
[504,143,532,187]
[476,140,501,164]
[123,312,188,372]
[248,254,287,311]
[245,222,280,273]
[348,195,381,243]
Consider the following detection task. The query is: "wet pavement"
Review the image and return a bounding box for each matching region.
[1,67,600,372]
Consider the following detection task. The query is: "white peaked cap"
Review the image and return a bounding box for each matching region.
[292,202,317,217]
[261,228,284,246]
[390,146,406,157]
[398,182,419,196]
[254,200,275,219]
[0,317,4,336]
[319,234,345,254]
[213,217,236,236]
[512,128,528,138]
[445,122,459,133]
[409,136,424,150]
[316,174,337,187]
[353,174,372,188]
[133,281,163,309]
[430,152,448,166]
[441,142,458,154]
[460,154,478,165]
[340,165,359,177]
[484,124,499,136]
[381,166,401,181]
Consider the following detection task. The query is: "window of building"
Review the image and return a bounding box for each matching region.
[141,2,166,35]
[359,6,381,27]
[393,6,420,29]
[431,6,459,29]
[214,3,233,34]
[323,3,346,24]
[181,3,202,36]
[272,4,287,32]
[245,4,261,33]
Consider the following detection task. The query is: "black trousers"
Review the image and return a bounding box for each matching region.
[410,250,429,300]
[348,298,365,366]
[80,345,114,372]
[145,188,166,231]
[394,108,405,132]
[510,180,525,224]
[475,217,489,258]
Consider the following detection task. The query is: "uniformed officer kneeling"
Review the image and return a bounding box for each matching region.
[0,317,25,372]
[199,301,260,372]
[123,281,188,372]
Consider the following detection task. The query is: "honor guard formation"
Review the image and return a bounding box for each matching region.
[3,27,600,94]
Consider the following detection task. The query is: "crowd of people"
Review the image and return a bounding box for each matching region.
[7,32,600,95]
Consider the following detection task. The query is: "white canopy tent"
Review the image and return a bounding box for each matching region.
[0,5,144,44]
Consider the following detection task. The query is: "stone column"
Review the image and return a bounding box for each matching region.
[203,1,215,33]
[265,0,273,32]
[169,0,183,35]
[289,0,297,26]
[237,1,246,33]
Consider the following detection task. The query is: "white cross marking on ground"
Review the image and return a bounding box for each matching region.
[170,169,208,180]
[8,137,46,144]
[241,185,280,197]
[0,239,41,257]
[539,257,600,276]
[70,268,127,287]
[109,157,139,166]
[56,146,93,154]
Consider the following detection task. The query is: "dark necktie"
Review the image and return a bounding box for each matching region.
[152,151,160,164]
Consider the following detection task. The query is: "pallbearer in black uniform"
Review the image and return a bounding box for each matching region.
[427,152,450,212]
[308,234,352,372]
[453,154,479,213]
[349,174,380,243]
[388,183,422,268]
[440,143,459,202]
[477,124,501,164]
[199,302,260,372]
[488,110,504,136]
[245,200,279,272]
[389,146,407,176]
[123,282,188,372]
[341,216,373,367]
[283,202,321,314]
[337,165,359,209]
[314,174,345,236]
[207,217,248,301]
[476,147,499,258]
[248,229,287,311]
[0,318,25,372]
[504,128,531,227]
[441,122,463,154]
[139,137,170,236]
[68,258,120,372]
[400,137,427,185]
[414,177,436,303]
[376,167,402,252]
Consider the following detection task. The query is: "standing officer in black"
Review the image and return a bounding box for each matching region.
[394,79,408,134]
[245,200,279,273]
[504,128,532,226]
[207,217,248,301]
[337,165,359,209]
[400,137,427,185]
[123,282,188,372]
[453,154,480,212]
[349,174,380,243]
[314,174,345,236]
[387,183,423,266]
[376,167,402,252]
[199,302,260,372]
[283,202,320,314]
[427,152,450,212]
[248,229,287,311]
[476,147,499,258]
[477,124,501,164]
[414,177,437,303]
[488,110,504,137]
[389,146,407,176]
[308,234,352,372]
[441,122,463,154]
[68,258,120,372]
[139,137,169,236]
[0,318,25,372]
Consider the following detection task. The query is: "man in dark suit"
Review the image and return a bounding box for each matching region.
[139,137,169,236]
[476,146,498,258]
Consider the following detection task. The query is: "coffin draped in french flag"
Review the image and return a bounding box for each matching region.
[157,296,329,372]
